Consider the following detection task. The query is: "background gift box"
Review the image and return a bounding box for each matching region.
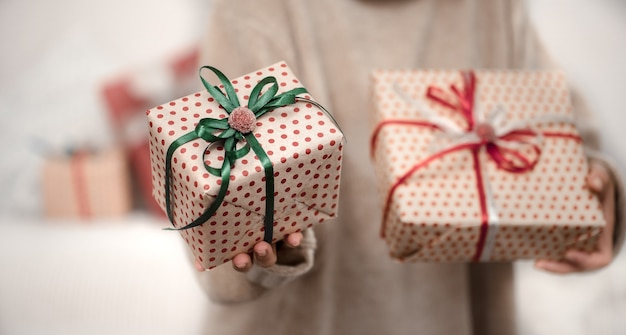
[42,146,132,219]
[101,47,200,216]
[148,62,344,270]
[371,69,605,262]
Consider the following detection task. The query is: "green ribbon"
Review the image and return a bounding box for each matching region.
[164,66,308,244]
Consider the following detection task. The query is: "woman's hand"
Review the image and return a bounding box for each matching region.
[535,160,616,274]
[194,232,304,272]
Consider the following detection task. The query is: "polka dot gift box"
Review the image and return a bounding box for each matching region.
[370,70,604,262]
[147,62,344,270]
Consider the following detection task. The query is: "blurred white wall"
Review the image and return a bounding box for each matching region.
[519,2,626,335]
[528,0,626,176]
[0,0,209,86]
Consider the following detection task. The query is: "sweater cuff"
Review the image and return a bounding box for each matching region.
[245,229,316,289]
[585,150,625,256]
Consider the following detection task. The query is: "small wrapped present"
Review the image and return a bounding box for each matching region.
[42,147,132,219]
[102,47,200,216]
[148,62,344,270]
[370,69,604,262]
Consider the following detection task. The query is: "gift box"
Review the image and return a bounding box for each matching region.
[42,147,132,219]
[147,62,344,270]
[102,47,200,216]
[370,69,605,262]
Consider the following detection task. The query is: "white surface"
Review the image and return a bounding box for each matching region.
[0,214,209,335]
[0,0,625,334]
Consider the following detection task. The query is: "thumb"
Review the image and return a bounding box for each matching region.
[586,160,611,195]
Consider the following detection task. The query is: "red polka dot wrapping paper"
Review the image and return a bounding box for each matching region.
[371,69,605,262]
[147,62,344,270]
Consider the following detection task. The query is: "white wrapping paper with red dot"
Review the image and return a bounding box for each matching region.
[371,69,604,262]
[147,62,344,270]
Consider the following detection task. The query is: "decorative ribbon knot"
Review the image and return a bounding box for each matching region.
[475,123,496,142]
[228,107,257,133]
[164,66,309,244]
[372,70,581,262]
[423,71,542,174]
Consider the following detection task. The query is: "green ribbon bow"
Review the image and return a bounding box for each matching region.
[164,66,308,244]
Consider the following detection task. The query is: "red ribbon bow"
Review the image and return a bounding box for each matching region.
[427,71,544,173]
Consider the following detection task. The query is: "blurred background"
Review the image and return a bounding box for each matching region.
[0,0,624,334]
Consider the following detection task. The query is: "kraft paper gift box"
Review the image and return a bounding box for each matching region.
[148,62,344,270]
[370,69,605,262]
[42,147,132,219]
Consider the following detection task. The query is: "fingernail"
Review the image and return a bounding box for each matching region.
[256,248,267,257]
[590,176,603,190]
[564,250,582,263]
[234,259,249,269]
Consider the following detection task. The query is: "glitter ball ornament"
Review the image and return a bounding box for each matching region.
[228,107,257,133]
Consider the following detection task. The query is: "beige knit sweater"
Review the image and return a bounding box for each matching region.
[194,1,625,334]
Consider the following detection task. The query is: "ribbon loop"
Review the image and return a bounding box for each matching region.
[199,66,240,112]
[426,71,477,129]
[248,77,279,112]
[195,120,222,142]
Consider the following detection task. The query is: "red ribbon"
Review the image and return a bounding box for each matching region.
[71,152,92,219]
[426,71,476,130]
[372,71,582,261]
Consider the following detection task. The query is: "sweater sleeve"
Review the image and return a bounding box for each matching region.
[510,0,625,255]
[195,229,317,304]
[193,0,318,303]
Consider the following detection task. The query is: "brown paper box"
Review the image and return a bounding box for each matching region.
[42,147,132,219]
